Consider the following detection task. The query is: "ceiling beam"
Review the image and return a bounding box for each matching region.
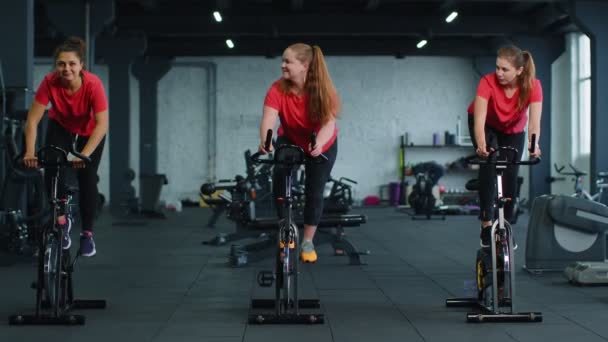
[365,0,382,11]
[530,3,570,32]
[115,14,532,37]
[291,0,304,11]
[215,0,231,10]
[140,36,500,57]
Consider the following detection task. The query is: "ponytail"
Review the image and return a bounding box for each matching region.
[306,45,340,125]
[517,51,536,112]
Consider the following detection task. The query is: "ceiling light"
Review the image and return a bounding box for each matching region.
[445,11,458,23]
[416,39,428,49]
[226,39,234,49]
[213,11,222,22]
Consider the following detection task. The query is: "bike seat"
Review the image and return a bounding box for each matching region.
[465,179,479,191]
[65,186,79,195]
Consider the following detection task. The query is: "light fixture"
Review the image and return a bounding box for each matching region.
[226,39,234,49]
[213,11,222,22]
[445,11,458,23]
[416,39,428,49]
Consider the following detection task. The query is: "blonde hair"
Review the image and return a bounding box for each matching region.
[279,43,340,125]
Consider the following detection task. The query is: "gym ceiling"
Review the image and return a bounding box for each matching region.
[34,0,579,57]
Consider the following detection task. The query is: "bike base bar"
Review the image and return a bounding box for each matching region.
[8,314,85,325]
[251,298,320,309]
[248,313,324,325]
[71,299,107,309]
[466,312,542,323]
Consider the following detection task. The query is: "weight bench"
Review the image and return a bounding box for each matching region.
[228,213,369,266]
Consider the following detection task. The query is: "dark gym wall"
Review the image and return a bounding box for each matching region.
[569,0,608,190]
[0,0,34,185]
[0,0,34,108]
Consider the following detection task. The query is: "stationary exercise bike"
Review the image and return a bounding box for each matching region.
[9,145,106,325]
[248,129,325,324]
[553,162,608,205]
[446,135,542,323]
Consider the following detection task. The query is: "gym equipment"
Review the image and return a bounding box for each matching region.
[323,176,357,214]
[564,261,608,285]
[464,176,524,224]
[554,163,608,205]
[227,213,368,267]
[248,129,323,324]
[0,210,31,255]
[407,171,445,220]
[112,169,167,225]
[446,137,542,323]
[0,116,48,258]
[9,145,106,325]
[524,194,608,273]
[201,156,368,266]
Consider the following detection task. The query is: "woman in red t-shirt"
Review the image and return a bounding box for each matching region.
[23,37,109,257]
[259,43,340,263]
[467,45,543,248]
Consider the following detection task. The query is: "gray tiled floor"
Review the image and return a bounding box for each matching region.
[2,207,608,342]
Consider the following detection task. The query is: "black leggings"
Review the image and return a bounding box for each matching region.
[467,115,525,222]
[273,136,337,226]
[45,119,105,231]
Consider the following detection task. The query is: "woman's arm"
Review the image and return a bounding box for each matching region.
[72,110,108,168]
[473,96,489,157]
[23,100,47,167]
[528,101,542,157]
[260,105,279,153]
[80,110,109,157]
[310,117,336,157]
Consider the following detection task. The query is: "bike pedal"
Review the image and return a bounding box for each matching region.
[279,241,295,249]
[257,270,274,287]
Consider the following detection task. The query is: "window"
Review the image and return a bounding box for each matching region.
[574,33,591,156]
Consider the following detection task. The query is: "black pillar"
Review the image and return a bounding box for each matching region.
[97,34,147,210]
[0,0,34,109]
[0,0,34,201]
[569,0,608,191]
[45,0,114,71]
[512,36,564,200]
[131,57,173,176]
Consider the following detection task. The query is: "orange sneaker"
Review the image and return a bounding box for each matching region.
[300,240,317,263]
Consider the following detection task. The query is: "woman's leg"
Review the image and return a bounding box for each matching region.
[75,136,105,232]
[43,120,75,249]
[301,139,337,261]
[468,115,499,247]
[468,115,497,225]
[495,131,525,222]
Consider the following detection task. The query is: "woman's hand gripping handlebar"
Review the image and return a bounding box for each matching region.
[24,145,92,169]
[466,134,541,167]
[251,129,328,165]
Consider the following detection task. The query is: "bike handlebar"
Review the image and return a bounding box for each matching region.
[554,163,587,177]
[36,145,92,168]
[465,134,540,166]
[250,129,328,166]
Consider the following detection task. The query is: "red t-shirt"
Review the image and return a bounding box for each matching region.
[35,69,108,136]
[264,80,338,152]
[467,73,542,134]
